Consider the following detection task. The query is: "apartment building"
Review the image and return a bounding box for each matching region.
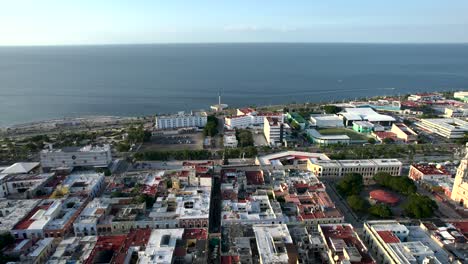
[155,111,207,130]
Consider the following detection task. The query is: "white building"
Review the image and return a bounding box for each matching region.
[408,93,443,102]
[223,133,238,148]
[149,186,211,228]
[225,108,283,129]
[62,171,105,198]
[308,158,402,185]
[155,112,207,130]
[1,173,54,198]
[253,224,293,264]
[74,198,112,236]
[363,220,450,264]
[306,129,350,146]
[0,199,40,235]
[137,229,184,264]
[310,115,344,128]
[264,116,287,146]
[338,107,396,127]
[11,199,62,240]
[40,145,112,170]
[222,195,286,225]
[416,118,468,139]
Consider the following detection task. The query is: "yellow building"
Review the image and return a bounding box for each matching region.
[451,145,468,208]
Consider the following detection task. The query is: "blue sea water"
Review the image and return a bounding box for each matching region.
[1,43,468,127]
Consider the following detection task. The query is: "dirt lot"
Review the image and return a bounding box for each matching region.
[139,132,204,151]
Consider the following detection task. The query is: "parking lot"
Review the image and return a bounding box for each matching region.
[139,132,204,151]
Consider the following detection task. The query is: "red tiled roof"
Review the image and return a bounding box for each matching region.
[411,164,450,176]
[377,231,400,244]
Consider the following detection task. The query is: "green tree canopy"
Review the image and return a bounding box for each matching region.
[347,195,369,212]
[336,173,363,197]
[373,172,416,195]
[403,194,438,218]
[323,105,341,114]
[369,204,392,218]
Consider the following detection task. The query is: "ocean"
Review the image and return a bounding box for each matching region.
[1,43,468,127]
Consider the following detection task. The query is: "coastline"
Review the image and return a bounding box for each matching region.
[0,89,449,132]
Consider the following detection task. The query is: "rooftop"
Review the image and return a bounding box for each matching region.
[41,144,110,153]
[256,151,330,166]
[339,107,395,122]
[411,164,451,176]
[0,162,40,174]
[138,229,184,264]
[0,199,41,233]
[253,224,293,264]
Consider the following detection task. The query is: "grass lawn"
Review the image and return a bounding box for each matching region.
[317,128,369,140]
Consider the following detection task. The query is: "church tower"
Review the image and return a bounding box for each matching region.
[451,143,468,208]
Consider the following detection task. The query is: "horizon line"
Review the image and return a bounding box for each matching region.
[1,41,468,48]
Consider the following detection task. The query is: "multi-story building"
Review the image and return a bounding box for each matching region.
[409,164,451,182]
[319,223,375,264]
[264,116,287,146]
[416,118,468,139]
[40,145,112,170]
[408,92,443,102]
[223,131,238,148]
[338,107,395,127]
[452,145,468,208]
[0,172,54,198]
[155,111,208,130]
[363,220,451,264]
[253,224,295,264]
[308,159,402,184]
[225,108,283,129]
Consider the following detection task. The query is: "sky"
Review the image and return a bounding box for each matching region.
[1,0,468,45]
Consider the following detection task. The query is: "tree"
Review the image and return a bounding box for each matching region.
[323,105,341,114]
[347,195,368,212]
[373,172,416,196]
[236,129,254,147]
[367,138,376,144]
[203,122,218,137]
[336,173,363,197]
[369,204,392,218]
[403,194,438,218]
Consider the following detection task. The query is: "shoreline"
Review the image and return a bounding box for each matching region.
[0,89,457,131]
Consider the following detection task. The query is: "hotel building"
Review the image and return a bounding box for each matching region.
[155,112,208,130]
